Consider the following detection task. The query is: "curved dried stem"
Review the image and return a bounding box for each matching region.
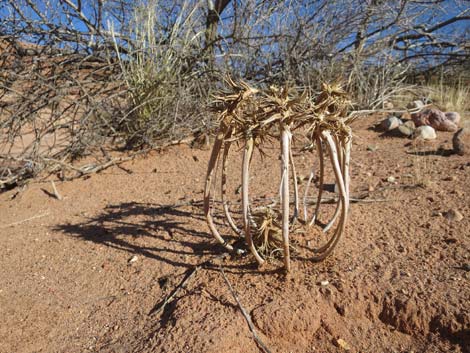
[311,131,348,261]
[309,136,324,226]
[303,168,315,222]
[280,125,291,272]
[221,139,242,235]
[204,127,244,254]
[242,135,265,265]
[289,146,299,225]
[322,135,343,233]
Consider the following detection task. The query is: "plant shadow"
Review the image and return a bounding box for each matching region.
[54,200,235,269]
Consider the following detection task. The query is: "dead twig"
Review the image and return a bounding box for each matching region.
[219,264,273,353]
[50,180,62,200]
[148,265,201,316]
[148,254,229,316]
[346,104,431,119]
[1,211,50,229]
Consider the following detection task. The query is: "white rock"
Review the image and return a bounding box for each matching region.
[379,116,402,131]
[413,125,436,140]
[398,124,414,137]
[387,176,396,183]
[128,255,139,263]
[320,280,329,286]
[400,120,416,137]
[407,100,425,110]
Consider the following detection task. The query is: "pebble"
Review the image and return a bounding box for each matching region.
[398,120,416,137]
[335,338,351,351]
[413,125,436,140]
[128,255,139,263]
[444,209,464,222]
[452,127,469,156]
[379,116,402,131]
[407,100,424,110]
[320,280,329,286]
[386,176,396,183]
[367,145,378,152]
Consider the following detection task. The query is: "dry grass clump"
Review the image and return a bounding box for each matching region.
[424,81,470,115]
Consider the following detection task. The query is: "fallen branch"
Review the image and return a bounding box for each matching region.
[219,264,273,353]
[148,265,201,316]
[346,104,431,119]
[148,253,230,316]
[255,195,396,205]
[1,211,50,229]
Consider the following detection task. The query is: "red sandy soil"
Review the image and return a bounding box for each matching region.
[0,115,469,353]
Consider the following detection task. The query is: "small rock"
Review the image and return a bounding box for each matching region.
[367,145,378,152]
[398,125,414,137]
[444,209,463,222]
[403,120,416,129]
[335,338,351,351]
[386,176,396,183]
[320,280,329,286]
[413,125,436,140]
[397,120,416,137]
[445,112,461,125]
[443,237,458,244]
[407,100,424,110]
[452,127,469,156]
[128,255,139,263]
[379,116,402,131]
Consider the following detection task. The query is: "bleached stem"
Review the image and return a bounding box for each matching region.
[242,135,264,265]
[280,125,291,272]
[322,135,343,233]
[303,168,314,222]
[289,147,299,224]
[204,128,244,253]
[311,131,348,261]
[309,136,324,226]
[221,140,242,235]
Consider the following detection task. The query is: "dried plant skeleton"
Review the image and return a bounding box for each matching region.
[204,77,354,271]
